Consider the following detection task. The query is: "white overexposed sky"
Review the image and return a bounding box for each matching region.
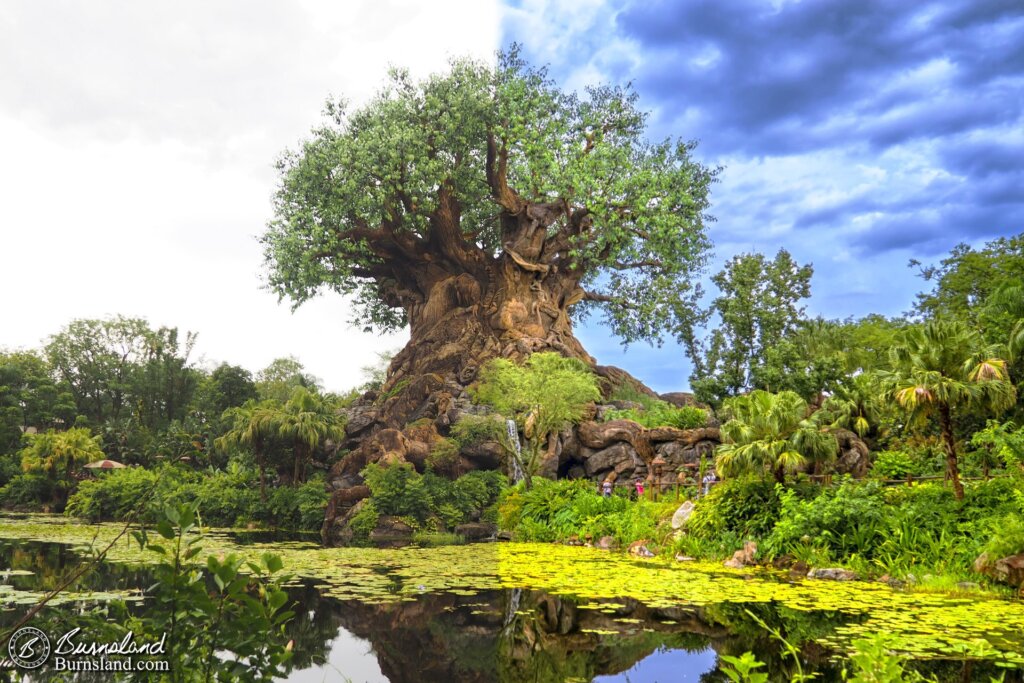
[0,0,501,392]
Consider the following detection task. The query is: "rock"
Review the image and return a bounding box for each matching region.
[671,501,696,529]
[976,552,1024,591]
[659,392,703,408]
[578,420,645,450]
[646,426,719,444]
[956,581,980,591]
[369,516,415,543]
[628,540,656,558]
[454,522,496,541]
[344,408,379,436]
[324,499,369,545]
[596,536,616,550]
[807,567,858,581]
[461,441,505,470]
[610,400,644,411]
[833,428,870,477]
[674,554,696,562]
[723,541,757,569]
[583,442,641,478]
[496,530,513,541]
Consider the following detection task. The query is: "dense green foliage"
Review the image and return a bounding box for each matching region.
[689,249,813,406]
[716,391,837,483]
[475,352,600,486]
[262,50,716,345]
[605,401,707,429]
[498,478,676,545]
[61,464,329,530]
[354,462,506,540]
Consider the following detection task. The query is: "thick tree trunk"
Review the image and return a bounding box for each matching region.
[293,446,304,488]
[939,404,964,501]
[374,255,593,428]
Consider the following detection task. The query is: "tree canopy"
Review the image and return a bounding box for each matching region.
[261,49,716,346]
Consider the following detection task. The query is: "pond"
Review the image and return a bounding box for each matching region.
[1,514,1023,682]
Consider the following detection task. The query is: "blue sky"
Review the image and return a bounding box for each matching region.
[502,0,1024,392]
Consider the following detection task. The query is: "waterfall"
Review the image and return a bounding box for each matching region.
[503,587,522,628]
[506,419,525,484]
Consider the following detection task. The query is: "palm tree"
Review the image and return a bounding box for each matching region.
[20,427,105,508]
[274,387,346,487]
[216,399,279,501]
[880,320,1016,500]
[820,372,885,440]
[715,390,838,484]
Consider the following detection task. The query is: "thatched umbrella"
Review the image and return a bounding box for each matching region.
[84,459,126,470]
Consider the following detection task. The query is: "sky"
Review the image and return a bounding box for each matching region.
[1,1,1021,394]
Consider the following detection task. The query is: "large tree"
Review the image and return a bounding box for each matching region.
[881,321,1016,499]
[261,52,716,425]
[689,249,812,407]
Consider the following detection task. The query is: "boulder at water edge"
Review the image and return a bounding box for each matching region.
[671,501,695,529]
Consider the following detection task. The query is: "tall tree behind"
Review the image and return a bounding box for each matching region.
[261,50,716,426]
[45,317,151,424]
[882,320,1016,499]
[910,233,1024,333]
[689,249,812,407]
[0,351,76,453]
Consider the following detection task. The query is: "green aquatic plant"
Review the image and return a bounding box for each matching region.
[3,515,1024,669]
[720,651,768,683]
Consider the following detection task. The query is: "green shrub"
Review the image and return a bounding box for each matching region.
[870,451,919,480]
[0,473,55,509]
[982,513,1024,560]
[688,477,795,541]
[764,479,887,558]
[496,478,675,545]
[65,464,325,530]
[65,467,165,520]
[426,438,460,470]
[450,414,507,447]
[606,401,707,430]
[361,463,505,530]
[264,477,329,531]
[362,462,434,521]
[348,500,379,542]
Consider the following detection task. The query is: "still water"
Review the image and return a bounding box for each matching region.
[1,515,1023,682]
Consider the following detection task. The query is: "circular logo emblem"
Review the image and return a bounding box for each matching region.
[8,626,50,669]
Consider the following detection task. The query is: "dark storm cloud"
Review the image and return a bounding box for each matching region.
[618,0,1024,155]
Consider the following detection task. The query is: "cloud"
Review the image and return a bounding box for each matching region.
[502,0,1023,390]
[0,0,499,392]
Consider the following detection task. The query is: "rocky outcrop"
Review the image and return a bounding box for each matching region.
[807,567,858,581]
[724,541,758,569]
[833,429,870,477]
[975,552,1024,594]
[323,401,724,545]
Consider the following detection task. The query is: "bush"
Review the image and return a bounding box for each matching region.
[348,500,380,542]
[870,451,919,480]
[764,479,887,559]
[361,463,505,530]
[65,464,325,530]
[65,467,164,520]
[450,414,507,448]
[264,477,329,531]
[0,473,55,509]
[688,477,797,541]
[496,478,675,545]
[606,401,707,430]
